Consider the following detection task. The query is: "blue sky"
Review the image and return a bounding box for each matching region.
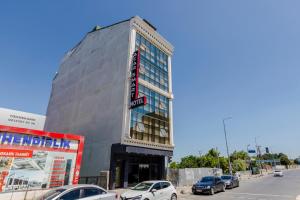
[1,1,300,160]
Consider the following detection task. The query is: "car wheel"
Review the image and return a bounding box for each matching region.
[210,188,215,195]
[171,193,177,200]
[221,185,226,192]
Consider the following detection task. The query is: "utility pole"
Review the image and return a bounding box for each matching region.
[269,147,276,168]
[223,117,232,175]
[255,137,263,175]
[198,150,202,157]
[216,147,220,169]
[247,144,251,171]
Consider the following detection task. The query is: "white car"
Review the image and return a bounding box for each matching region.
[35,184,117,200]
[273,170,284,177]
[120,181,177,200]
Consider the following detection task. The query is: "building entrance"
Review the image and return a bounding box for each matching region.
[110,144,172,189]
[111,154,165,188]
[127,163,161,187]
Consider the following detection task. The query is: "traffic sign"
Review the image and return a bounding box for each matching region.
[248,149,256,153]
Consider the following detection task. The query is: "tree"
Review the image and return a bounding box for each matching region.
[261,153,276,160]
[232,159,247,172]
[169,162,178,169]
[202,155,218,168]
[178,155,198,168]
[279,154,291,166]
[206,148,219,158]
[294,158,300,165]
[230,151,249,161]
[219,157,229,173]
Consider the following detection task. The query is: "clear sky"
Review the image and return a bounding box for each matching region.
[1,1,300,160]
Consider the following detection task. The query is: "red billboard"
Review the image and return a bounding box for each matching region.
[130,49,147,109]
[0,125,84,192]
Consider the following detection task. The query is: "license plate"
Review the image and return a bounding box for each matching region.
[196,189,202,192]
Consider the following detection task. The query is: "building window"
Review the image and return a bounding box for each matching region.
[130,85,170,145]
[136,123,145,132]
[135,33,169,92]
[160,128,168,137]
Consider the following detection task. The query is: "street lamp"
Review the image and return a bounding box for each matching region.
[216,147,221,169]
[223,117,232,175]
[255,137,263,174]
[246,144,251,170]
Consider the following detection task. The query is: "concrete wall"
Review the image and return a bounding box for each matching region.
[44,20,131,176]
[167,168,223,187]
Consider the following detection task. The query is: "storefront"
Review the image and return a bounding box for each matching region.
[110,144,172,188]
[0,125,84,193]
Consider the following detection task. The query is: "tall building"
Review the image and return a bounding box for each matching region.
[44,16,174,189]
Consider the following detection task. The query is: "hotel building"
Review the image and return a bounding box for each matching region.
[44,16,174,188]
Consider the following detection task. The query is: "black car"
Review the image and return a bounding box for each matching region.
[192,176,226,195]
[221,175,239,189]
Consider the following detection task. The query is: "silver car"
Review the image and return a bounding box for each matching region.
[35,184,117,200]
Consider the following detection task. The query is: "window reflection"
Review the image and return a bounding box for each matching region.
[130,85,170,144]
[135,33,169,92]
[131,33,170,145]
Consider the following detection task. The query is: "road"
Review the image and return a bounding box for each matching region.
[179,169,300,200]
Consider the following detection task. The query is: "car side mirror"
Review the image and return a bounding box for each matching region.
[151,189,157,193]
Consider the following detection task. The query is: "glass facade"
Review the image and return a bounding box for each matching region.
[135,33,169,92]
[130,33,171,145]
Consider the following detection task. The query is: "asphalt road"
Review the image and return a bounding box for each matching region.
[179,169,300,200]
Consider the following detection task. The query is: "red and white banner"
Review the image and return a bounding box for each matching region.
[0,125,84,192]
[0,149,32,158]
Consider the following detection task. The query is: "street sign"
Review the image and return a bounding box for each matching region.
[248,149,256,153]
[256,159,280,163]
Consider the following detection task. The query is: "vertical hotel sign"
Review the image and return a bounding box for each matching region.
[130,50,147,108]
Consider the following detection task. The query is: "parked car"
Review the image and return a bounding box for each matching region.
[274,170,284,177]
[120,180,177,200]
[192,176,226,195]
[220,175,239,189]
[35,184,117,200]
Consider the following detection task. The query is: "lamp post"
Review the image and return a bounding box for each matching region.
[246,144,251,170]
[255,137,263,174]
[223,117,232,175]
[216,147,221,169]
[268,146,276,168]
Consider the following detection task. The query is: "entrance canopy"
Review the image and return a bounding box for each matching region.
[111,143,173,157]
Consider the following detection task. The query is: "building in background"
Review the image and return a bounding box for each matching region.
[0,107,46,130]
[44,16,174,189]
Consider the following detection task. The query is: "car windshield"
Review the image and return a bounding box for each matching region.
[132,182,153,191]
[36,189,66,200]
[200,177,214,182]
[221,176,232,180]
